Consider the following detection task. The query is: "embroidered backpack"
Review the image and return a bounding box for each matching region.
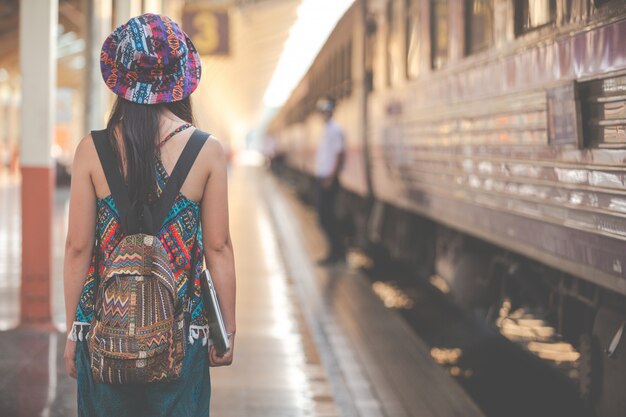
[89,128,208,384]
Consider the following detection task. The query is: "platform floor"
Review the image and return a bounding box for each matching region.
[0,164,484,417]
[262,174,485,417]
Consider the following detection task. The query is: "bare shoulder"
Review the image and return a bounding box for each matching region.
[204,134,226,156]
[72,133,98,171]
[199,134,227,168]
[78,132,101,154]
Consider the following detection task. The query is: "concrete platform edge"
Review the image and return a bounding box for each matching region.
[260,174,368,417]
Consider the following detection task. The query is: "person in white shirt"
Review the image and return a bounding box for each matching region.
[315,97,346,265]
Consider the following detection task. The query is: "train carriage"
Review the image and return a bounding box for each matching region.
[268,2,626,416]
[272,5,370,199]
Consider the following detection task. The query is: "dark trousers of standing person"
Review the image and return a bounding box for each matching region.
[316,177,344,261]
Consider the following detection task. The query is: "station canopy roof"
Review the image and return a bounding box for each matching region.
[0,0,301,147]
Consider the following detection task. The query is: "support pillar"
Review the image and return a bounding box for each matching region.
[0,83,7,176]
[85,0,112,132]
[114,0,141,27]
[8,85,20,176]
[19,0,57,327]
[142,0,162,14]
[162,0,183,21]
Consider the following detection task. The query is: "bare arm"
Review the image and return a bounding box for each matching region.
[330,149,345,179]
[64,136,97,330]
[63,135,97,377]
[200,138,236,365]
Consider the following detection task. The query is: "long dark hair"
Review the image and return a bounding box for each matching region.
[105,96,195,204]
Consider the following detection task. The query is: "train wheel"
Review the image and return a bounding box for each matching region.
[450,253,492,312]
[591,307,626,417]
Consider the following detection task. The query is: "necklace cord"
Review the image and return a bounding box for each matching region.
[158,123,192,148]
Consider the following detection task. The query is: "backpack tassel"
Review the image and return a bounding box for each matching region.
[201,328,209,346]
[189,325,210,346]
[68,321,90,342]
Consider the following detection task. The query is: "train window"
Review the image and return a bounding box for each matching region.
[465,0,493,55]
[329,59,334,94]
[335,50,342,98]
[515,0,556,35]
[339,51,344,95]
[313,74,320,106]
[406,0,420,79]
[345,41,352,96]
[580,74,626,148]
[333,54,338,92]
[386,1,392,84]
[339,47,346,97]
[326,64,331,94]
[386,0,404,85]
[594,0,620,6]
[365,18,377,93]
[430,0,449,70]
[562,0,590,24]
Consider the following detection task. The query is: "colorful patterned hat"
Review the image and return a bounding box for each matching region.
[100,13,201,105]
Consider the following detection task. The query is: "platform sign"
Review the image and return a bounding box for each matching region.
[182,5,230,56]
[547,81,582,147]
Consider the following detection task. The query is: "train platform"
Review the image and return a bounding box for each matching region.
[0,163,484,417]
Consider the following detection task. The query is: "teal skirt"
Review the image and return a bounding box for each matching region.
[76,339,211,417]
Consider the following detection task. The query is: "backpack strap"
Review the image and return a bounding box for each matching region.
[151,129,209,233]
[152,129,209,313]
[91,129,133,234]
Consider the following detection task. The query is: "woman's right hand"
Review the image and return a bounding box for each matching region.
[64,339,77,379]
[209,333,235,367]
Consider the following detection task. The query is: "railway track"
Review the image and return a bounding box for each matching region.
[359,255,591,417]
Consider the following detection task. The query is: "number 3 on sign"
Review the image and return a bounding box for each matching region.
[193,12,219,54]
